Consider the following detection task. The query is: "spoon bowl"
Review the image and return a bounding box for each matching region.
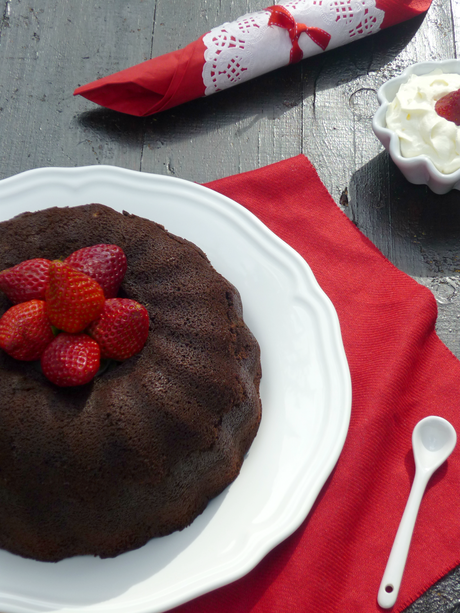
[414,416,457,473]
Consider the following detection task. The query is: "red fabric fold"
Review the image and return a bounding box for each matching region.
[167,155,460,613]
[74,37,206,117]
[74,0,432,117]
[377,0,432,29]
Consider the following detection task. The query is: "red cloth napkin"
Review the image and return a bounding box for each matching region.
[168,155,460,612]
[74,0,432,117]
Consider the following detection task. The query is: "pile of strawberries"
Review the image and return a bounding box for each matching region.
[0,245,149,387]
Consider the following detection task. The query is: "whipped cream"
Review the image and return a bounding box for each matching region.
[385,70,460,174]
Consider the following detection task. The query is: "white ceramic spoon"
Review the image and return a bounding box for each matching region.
[378,416,457,609]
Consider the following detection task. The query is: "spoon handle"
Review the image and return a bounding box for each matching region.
[377,470,429,609]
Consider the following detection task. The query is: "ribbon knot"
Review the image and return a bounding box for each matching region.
[266,5,331,63]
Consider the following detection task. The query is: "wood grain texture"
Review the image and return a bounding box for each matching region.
[0,1,460,610]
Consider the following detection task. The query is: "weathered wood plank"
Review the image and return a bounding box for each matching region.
[0,1,157,176]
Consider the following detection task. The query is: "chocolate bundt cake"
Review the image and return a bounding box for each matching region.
[0,203,262,562]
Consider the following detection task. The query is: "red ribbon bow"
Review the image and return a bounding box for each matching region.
[266,5,331,63]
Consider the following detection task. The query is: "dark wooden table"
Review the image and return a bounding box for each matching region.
[0,0,459,611]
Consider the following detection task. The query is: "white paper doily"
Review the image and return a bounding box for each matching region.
[202,0,384,95]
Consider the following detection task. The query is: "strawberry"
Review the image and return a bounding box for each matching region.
[0,258,51,304]
[65,244,127,298]
[435,88,460,126]
[41,332,101,387]
[87,298,149,361]
[45,261,105,333]
[0,300,54,361]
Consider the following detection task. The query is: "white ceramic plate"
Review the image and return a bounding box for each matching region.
[0,166,351,613]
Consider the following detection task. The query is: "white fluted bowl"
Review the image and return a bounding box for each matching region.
[372,59,460,195]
